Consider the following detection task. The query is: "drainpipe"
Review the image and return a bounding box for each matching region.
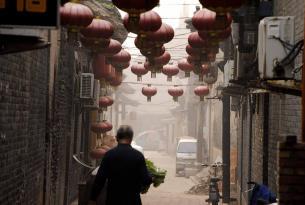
[222,94,231,203]
[262,93,269,185]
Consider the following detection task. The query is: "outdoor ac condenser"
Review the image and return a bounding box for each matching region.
[80,73,100,109]
[80,73,95,99]
[258,16,295,79]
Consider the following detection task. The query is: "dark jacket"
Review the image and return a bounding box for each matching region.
[90,143,152,205]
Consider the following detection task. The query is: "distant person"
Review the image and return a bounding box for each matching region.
[89,125,152,205]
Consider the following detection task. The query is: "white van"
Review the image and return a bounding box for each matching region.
[176,138,197,175]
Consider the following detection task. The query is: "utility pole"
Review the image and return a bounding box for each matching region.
[222,94,231,203]
[197,102,204,163]
[302,3,305,142]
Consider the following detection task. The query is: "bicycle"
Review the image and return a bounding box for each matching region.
[201,162,224,205]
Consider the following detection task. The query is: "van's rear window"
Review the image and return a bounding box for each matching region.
[177,142,197,153]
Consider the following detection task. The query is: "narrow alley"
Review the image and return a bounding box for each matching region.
[142,151,207,205]
[0,0,305,205]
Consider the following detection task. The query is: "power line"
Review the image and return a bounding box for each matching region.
[122,81,206,87]
[126,32,191,39]
[158,3,201,6]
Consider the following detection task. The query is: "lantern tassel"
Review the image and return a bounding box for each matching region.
[185,72,191,78]
[151,72,156,78]
[199,74,204,82]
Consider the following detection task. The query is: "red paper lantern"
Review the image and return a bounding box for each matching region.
[198,26,232,41]
[134,36,155,50]
[112,0,159,15]
[60,2,93,31]
[162,65,179,81]
[81,19,114,39]
[194,85,210,101]
[98,39,122,57]
[106,66,116,82]
[178,59,194,77]
[131,63,149,81]
[188,32,207,48]
[142,85,157,102]
[109,71,123,87]
[92,54,112,80]
[90,147,109,159]
[147,23,175,45]
[123,10,162,34]
[80,36,110,50]
[146,51,171,77]
[144,62,162,78]
[140,46,165,58]
[192,9,232,31]
[187,55,209,66]
[199,0,244,13]
[91,120,113,134]
[107,49,131,70]
[168,87,184,102]
[99,96,114,111]
[151,51,171,65]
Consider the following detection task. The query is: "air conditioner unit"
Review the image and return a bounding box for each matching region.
[80,73,100,109]
[80,73,95,99]
[258,16,295,79]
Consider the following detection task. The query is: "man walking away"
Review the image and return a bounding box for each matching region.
[89,125,152,205]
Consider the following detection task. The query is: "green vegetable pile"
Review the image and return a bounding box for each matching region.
[141,159,167,194]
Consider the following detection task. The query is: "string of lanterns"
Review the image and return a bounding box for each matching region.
[58,0,245,145]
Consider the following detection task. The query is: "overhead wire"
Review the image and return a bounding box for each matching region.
[121,81,206,87]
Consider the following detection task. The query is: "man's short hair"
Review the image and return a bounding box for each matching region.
[116,125,134,140]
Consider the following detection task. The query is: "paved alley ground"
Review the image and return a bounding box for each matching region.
[141,151,207,205]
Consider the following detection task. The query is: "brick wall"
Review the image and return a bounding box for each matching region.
[252,94,264,184]
[0,48,49,205]
[267,0,304,193]
[48,36,86,205]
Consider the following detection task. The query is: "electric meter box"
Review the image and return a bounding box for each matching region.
[258,16,295,79]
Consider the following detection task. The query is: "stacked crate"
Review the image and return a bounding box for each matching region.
[278,136,305,205]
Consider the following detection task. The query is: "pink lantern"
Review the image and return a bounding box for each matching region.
[192,9,232,32]
[80,18,114,40]
[91,120,113,134]
[60,2,93,31]
[92,54,112,80]
[131,63,149,81]
[123,10,162,34]
[147,23,175,45]
[162,65,179,81]
[98,39,122,57]
[109,71,123,87]
[99,96,114,111]
[107,49,131,73]
[168,86,184,102]
[142,85,157,102]
[194,86,210,101]
[178,58,194,77]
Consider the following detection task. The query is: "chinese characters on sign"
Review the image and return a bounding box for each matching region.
[0,0,58,28]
